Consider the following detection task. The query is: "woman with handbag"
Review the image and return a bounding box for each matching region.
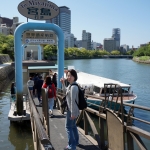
[60,69,79,150]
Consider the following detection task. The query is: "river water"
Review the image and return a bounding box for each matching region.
[0,59,150,149]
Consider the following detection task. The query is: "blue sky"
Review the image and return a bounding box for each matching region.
[0,0,150,48]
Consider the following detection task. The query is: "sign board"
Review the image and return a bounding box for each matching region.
[22,31,57,45]
[25,39,55,44]
[18,0,59,20]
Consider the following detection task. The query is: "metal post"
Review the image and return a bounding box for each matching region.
[83,111,88,135]
[127,131,134,150]
[99,117,105,149]
[38,45,41,60]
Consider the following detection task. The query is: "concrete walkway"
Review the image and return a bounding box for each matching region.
[34,98,100,150]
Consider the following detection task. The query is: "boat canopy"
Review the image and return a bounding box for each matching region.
[77,72,131,89]
[28,65,67,70]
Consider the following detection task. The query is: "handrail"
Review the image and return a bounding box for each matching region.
[123,102,150,111]
[28,89,53,149]
[29,94,50,144]
[56,86,150,150]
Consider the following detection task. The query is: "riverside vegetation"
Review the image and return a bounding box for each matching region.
[0,33,150,63]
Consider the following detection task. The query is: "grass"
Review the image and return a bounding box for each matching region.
[133,56,150,63]
[139,56,150,61]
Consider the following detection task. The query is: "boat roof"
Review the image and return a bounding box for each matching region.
[77,72,131,88]
[28,65,67,70]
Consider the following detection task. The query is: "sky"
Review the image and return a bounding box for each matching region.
[0,0,150,48]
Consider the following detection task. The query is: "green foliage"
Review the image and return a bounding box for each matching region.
[110,50,120,55]
[126,50,134,55]
[43,45,134,60]
[133,45,150,57]
[139,56,150,61]
[0,34,14,60]
[43,45,57,59]
[133,56,150,62]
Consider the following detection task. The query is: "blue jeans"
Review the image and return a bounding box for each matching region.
[48,97,54,111]
[65,110,79,150]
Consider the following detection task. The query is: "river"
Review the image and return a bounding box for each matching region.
[0,58,150,149]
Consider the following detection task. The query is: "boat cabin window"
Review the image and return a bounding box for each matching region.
[101,88,118,94]
[93,86,101,93]
[100,87,130,94]
[122,87,130,93]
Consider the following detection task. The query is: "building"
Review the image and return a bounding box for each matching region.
[120,44,129,54]
[0,24,13,35]
[74,40,89,50]
[64,32,74,48]
[140,42,150,47]
[0,16,13,27]
[91,41,102,50]
[103,38,117,52]
[0,17,22,35]
[112,28,120,50]
[82,30,91,50]
[74,40,82,48]
[46,6,71,34]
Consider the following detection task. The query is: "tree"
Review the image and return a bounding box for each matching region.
[110,50,120,55]
[43,45,57,60]
[0,34,14,60]
[127,50,134,55]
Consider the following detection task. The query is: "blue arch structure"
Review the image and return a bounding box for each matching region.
[14,22,64,115]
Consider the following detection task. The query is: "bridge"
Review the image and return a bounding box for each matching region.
[17,84,150,150]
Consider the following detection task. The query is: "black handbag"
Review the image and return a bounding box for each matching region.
[61,96,67,108]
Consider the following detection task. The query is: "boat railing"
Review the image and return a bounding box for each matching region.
[56,85,150,150]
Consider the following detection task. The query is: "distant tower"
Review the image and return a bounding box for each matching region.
[46,6,71,34]
[112,28,120,50]
[82,30,91,50]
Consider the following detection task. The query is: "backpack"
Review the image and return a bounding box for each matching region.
[47,84,54,98]
[71,83,87,110]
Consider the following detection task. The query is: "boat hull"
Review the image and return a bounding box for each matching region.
[87,96,136,111]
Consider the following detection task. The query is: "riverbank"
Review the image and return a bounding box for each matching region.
[0,54,15,92]
[133,56,150,64]
[49,55,133,60]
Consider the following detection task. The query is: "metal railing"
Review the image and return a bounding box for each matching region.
[28,89,53,150]
[56,84,150,150]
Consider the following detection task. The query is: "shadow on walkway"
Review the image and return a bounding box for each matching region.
[77,144,100,150]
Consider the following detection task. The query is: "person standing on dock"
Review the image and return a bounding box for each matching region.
[10,82,16,100]
[52,73,57,88]
[33,74,39,97]
[42,76,56,117]
[27,77,34,98]
[60,69,79,150]
[36,76,44,105]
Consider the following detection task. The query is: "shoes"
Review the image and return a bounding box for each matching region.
[39,101,42,106]
[49,110,54,118]
[50,114,54,118]
[64,145,71,150]
[64,145,76,150]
